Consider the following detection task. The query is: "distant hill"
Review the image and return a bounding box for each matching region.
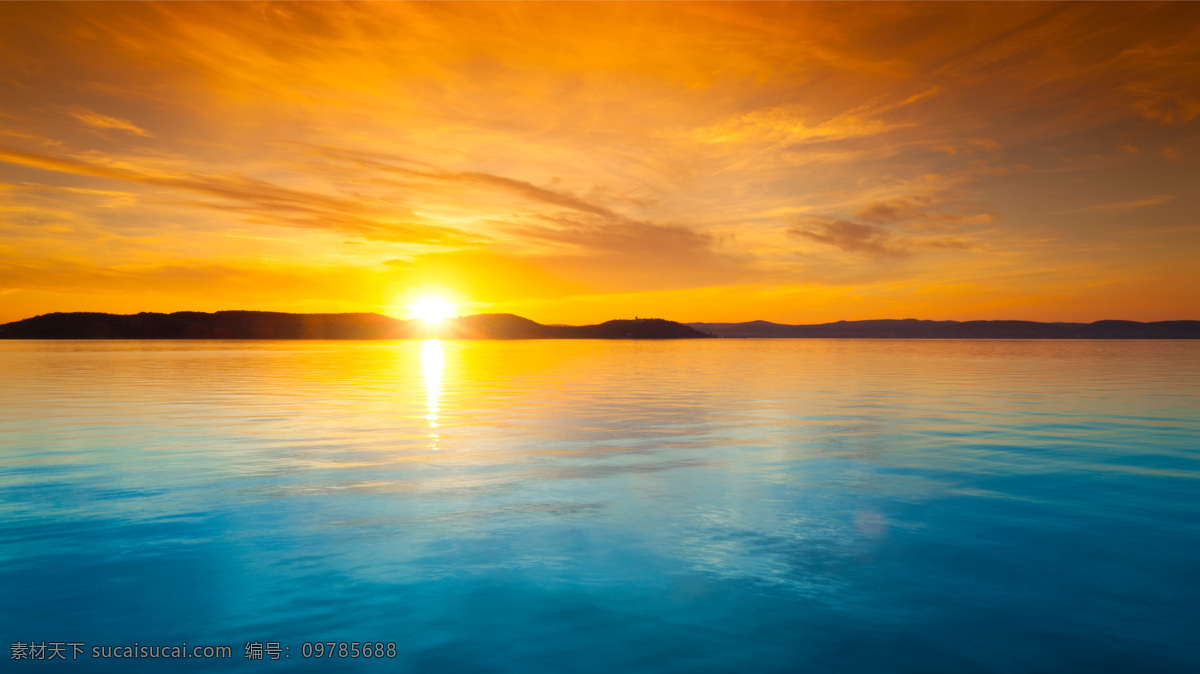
[0,311,713,340]
[411,314,712,340]
[686,318,1200,339]
[4,312,1195,340]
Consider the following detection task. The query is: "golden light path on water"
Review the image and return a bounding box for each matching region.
[421,339,444,451]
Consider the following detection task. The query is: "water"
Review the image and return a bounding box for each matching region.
[1,339,1198,672]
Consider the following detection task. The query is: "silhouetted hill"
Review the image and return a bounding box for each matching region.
[4,312,1194,340]
[0,311,407,340]
[439,313,552,339]
[686,318,1200,339]
[552,318,710,340]
[0,311,712,340]
[430,315,708,339]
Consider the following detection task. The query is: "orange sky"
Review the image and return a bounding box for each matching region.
[1,1,1198,324]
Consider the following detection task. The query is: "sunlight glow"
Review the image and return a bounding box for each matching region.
[421,339,443,439]
[409,297,457,325]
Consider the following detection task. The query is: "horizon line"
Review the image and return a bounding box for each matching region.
[4,309,1199,328]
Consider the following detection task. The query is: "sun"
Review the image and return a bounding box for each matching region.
[408,297,457,324]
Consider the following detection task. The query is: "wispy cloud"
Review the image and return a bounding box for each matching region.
[0,147,480,246]
[789,209,984,258]
[1052,195,1176,215]
[66,108,153,137]
[789,219,906,257]
[692,105,910,146]
[298,143,725,264]
[513,215,714,255]
[854,196,993,231]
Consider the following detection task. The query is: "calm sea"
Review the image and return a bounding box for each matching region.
[1,339,1198,672]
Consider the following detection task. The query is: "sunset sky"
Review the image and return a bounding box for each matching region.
[1,1,1198,325]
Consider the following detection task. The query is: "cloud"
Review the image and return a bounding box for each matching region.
[391,166,628,223]
[454,172,622,220]
[511,214,714,254]
[789,214,984,258]
[1052,195,1176,215]
[0,147,480,246]
[1128,87,1200,125]
[693,105,908,146]
[66,108,153,137]
[301,143,628,221]
[789,219,905,257]
[920,238,975,251]
[853,196,993,232]
[300,143,725,263]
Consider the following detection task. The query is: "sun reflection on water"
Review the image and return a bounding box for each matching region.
[421,339,443,449]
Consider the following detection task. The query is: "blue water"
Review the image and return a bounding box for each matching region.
[1,339,1198,672]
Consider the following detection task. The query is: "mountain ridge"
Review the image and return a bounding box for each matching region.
[0,311,712,340]
[1,311,1198,339]
[685,318,1200,339]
